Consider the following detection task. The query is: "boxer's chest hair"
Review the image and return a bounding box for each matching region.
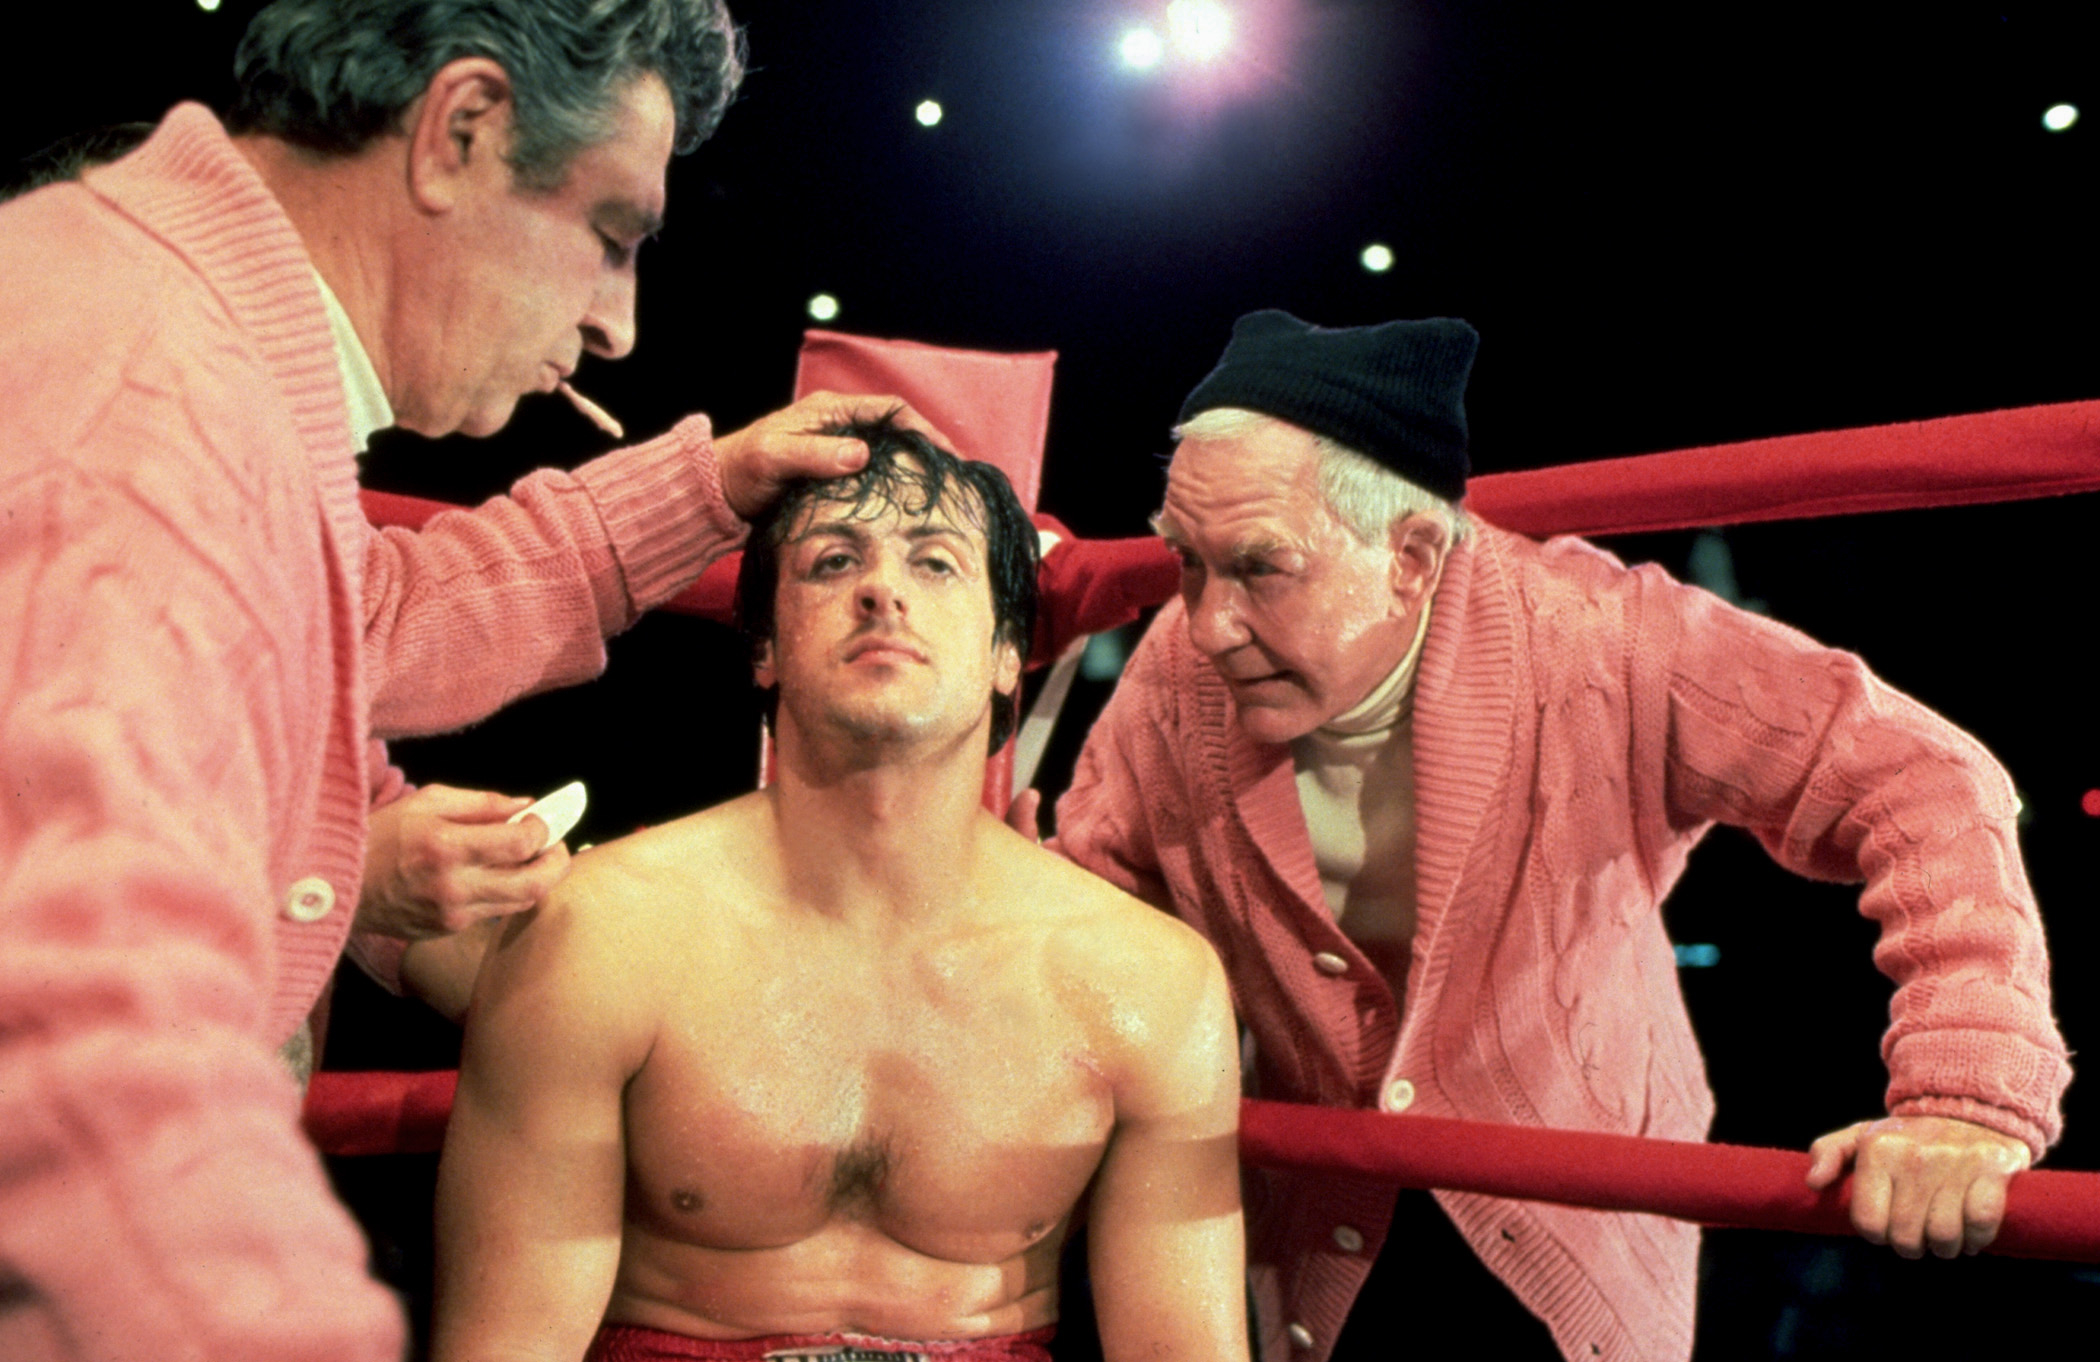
[637,941,1101,1233]
[657,1123,904,1224]
[823,1130,897,1213]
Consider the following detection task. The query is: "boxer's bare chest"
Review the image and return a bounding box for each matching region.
[620,918,1117,1264]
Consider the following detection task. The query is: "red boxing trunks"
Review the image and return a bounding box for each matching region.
[584,1324,1058,1362]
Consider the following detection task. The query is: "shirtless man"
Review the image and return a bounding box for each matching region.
[432,418,1249,1362]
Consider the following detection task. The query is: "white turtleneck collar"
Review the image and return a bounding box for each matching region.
[1303,601,1434,750]
[311,269,393,453]
[1290,601,1435,949]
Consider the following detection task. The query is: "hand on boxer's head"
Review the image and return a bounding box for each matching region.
[713,391,955,519]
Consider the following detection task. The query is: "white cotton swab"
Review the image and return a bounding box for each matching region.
[509,780,588,853]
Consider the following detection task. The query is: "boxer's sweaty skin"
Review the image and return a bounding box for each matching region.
[435,795,1242,1357]
[435,471,1246,1362]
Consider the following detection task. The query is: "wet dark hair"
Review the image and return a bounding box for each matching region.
[736,414,1038,753]
[225,0,744,191]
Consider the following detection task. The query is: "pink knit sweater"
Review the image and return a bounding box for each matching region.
[0,106,744,1360]
[1057,522,2068,1362]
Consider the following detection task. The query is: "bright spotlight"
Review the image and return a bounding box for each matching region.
[807,293,840,323]
[1360,242,1395,274]
[1119,26,1165,71]
[1167,1,1232,62]
[2042,103,2079,132]
[915,99,943,128]
[197,0,222,10]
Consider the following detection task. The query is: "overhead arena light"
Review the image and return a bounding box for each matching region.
[1167,1,1233,63]
[806,293,840,323]
[2042,103,2079,132]
[1119,26,1166,71]
[1360,242,1395,274]
[916,99,944,127]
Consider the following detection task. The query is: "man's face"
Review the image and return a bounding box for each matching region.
[758,477,1021,756]
[391,74,674,437]
[1158,417,1417,745]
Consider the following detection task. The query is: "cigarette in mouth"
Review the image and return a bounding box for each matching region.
[558,380,626,440]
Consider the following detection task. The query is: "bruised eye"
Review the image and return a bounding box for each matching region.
[918,554,957,576]
[599,232,635,269]
[810,550,856,576]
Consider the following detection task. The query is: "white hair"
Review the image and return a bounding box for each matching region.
[1173,406,1472,547]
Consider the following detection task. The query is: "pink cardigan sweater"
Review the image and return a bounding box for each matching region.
[1057,522,2067,1362]
[0,106,743,1360]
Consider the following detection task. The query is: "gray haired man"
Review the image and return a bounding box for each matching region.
[1053,310,2066,1362]
[0,4,934,1359]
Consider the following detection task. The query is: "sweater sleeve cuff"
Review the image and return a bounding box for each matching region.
[573,412,747,616]
[1884,1027,2069,1160]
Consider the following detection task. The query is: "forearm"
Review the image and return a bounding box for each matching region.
[431,1109,624,1362]
[1088,1144,1249,1362]
[400,920,505,1025]
[1092,1215,1249,1361]
[367,416,745,737]
[1657,582,2067,1147]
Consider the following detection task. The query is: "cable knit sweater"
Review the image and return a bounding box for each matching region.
[0,105,744,1361]
[1056,521,2067,1362]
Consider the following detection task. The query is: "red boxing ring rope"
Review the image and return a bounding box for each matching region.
[362,398,2100,654]
[337,398,2100,1260]
[301,1073,2100,1261]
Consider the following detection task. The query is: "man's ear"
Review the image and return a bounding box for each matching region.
[1387,513,1451,611]
[753,638,777,690]
[405,56,516,212]
[992,635,1023,700]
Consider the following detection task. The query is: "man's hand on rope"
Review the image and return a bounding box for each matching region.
[1806,1114,2032,1259]
[712,391,955,520]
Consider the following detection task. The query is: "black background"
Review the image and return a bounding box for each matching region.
[7,2,2096,1356]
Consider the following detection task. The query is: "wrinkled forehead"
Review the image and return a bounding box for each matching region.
[1159,437,1328,547]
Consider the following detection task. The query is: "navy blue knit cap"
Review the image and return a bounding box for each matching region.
[1177,310,1480,500]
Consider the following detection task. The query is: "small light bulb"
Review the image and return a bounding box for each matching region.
[198,0,222,10]
[1360,242,1395,273]
[915,99,943,128]
[2042,103,2079,132]
[807,293,840,323]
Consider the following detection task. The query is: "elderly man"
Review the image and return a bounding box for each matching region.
[1053,311,2069,1362]
[0,3,927,1359]
[432,420,1247,1362]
